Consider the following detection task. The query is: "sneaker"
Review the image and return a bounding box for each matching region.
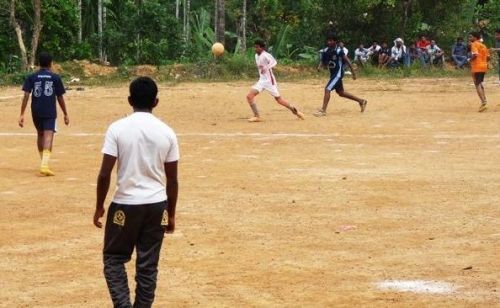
[40,167,55,176]
[359,100,368,113]
[478,103,487,113]
[313,109,326,117]
[248,116,262,123]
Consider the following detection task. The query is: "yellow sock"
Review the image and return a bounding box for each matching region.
[41,150,51,169]
[39,151,43,159]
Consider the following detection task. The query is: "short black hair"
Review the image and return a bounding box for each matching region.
[470,32,481,39]
[326,33,338,42]
[254,39,266,48]
[38,52,52,68]
[457,37,463,41]
[129,77,158,109]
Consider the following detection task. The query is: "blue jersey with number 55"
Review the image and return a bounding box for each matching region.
[22,68,65,118]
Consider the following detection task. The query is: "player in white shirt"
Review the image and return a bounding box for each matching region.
[94,77,179,307]
[245,39,305,122]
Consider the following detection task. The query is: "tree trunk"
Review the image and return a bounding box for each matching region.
[214,0,218,39]
[175,0,180,20]
[215,0,225,44]
[77,0,82,43]
[29,0,42,68]
[103,3,107,63]
[241,0,247,52]
[98,0,103,62]
[10,0,28,71]
[183,0,190,42]
[401,0,413,38]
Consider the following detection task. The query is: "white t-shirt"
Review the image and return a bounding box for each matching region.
[255,51,277,84]
[102,112,179,205]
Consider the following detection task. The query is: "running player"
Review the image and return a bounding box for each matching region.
[245,39,305,122]
[314,34,367,117]
[18,52,69,176]
[94,77,179,307]
[469,32,490,112]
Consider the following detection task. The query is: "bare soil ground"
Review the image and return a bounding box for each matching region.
[0,77,499,307]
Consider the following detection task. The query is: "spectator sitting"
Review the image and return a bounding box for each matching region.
[408,42,422,65]
[354,44,369,66]
[378,42,391,68]
[426,40,445,66]
[339,42,349,57]
[416,35,431,64]
[387,38,409,68]
[452,37,468,68]
[366,41,381,64]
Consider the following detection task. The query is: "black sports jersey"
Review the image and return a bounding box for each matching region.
[321,47,345,78]
[22,69,65,118]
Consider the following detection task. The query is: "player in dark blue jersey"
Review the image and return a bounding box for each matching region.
[18,52,69,176]
[314,34,367,117]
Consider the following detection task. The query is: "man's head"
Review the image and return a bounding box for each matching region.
[382,42,388,48]
[469,32,481,42]
[254,39,266,55]
[420,35,427,41]
[372,41,378,47]
[326,34,338,47]
[430,40,436,47]
[38,52,52,68]
[128,77,159,110]
[495,29,500,40]
[358,43,364,49]
[457,37,464,43]
[395,38,404,47]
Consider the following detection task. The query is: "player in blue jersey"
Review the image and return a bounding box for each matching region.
[18,52,69,176]
[314,34,367,117]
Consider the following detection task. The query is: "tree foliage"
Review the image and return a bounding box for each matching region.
[0,0,497,71]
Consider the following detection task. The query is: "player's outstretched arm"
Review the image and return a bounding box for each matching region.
[343,55,357,80]
[164,161,178,234]
[57,96,70,125]
[94,154,117,228]
[18,92,30,127]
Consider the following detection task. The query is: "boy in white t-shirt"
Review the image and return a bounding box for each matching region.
[245,39,305,122]
[94,77,179,308]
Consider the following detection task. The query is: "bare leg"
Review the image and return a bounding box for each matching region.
[274,96,293,110]
[321,90,331,112]
[338,90,364,104]
[246,90,260,117]
[475,84,487,103]
[275,96,304,119]
[43,130,54,151]
[37,131,44,158]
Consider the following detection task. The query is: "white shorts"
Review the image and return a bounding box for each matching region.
[252,80,280,97]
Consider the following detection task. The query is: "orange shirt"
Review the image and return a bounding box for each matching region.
[470,41,489,73]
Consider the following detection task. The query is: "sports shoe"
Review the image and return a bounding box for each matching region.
[478,103,487,113]
[40,167,55,176]
[313,109,326,117]
[248,116,262,123]
[359,100,368,113]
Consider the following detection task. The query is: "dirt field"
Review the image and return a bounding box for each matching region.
[0,77,499,307]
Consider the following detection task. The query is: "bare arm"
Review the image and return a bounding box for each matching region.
[94,154,117,228]
[18,92,30,127]
[343,55,357,80]
[57,96,70,125]
[164,161,179,233]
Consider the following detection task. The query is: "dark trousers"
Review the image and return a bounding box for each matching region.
[103,201,167,308]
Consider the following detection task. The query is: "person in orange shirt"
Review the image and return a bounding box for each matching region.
[469,32,490,112]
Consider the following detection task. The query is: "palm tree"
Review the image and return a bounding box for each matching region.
[215,0,224,44]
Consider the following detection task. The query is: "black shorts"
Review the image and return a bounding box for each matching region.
[473,72,485,85]
[32,116,56,132]
[326,76,344,93]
